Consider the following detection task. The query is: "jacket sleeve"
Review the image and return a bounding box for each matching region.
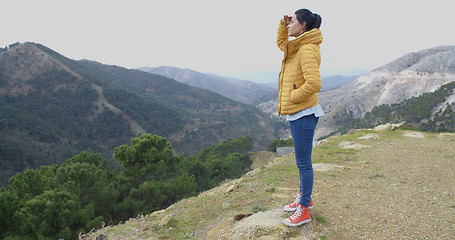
[289,45,322,103]
[277,20,289,52]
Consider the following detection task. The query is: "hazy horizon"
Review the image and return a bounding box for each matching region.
[2,0,454,81]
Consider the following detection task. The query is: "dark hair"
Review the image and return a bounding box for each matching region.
[295,9,322,32]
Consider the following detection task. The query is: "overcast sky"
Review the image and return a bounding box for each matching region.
[2,0,454,81]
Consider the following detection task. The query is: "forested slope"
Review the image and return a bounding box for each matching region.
[0,42,287,186]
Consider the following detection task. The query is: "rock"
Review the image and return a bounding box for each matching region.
[149,209,165,217]
[391,121,413,130]
[313,163,344,172]
[372,121,413,132]
[226,184,237,193]
[159,214,173,227]
[358,133,379,140]
[276,147,294,157]
[259,236,279,240]
[96,234,106,240]
[439,132,455,137]
[403,131,425,138]
[244,170,256,178]
[338,141,370,149]
[228,209,284,239]
[206,219,233,240]
[373,123,392,132]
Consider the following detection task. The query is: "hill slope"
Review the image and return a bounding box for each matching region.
[316,46,455,139]
[0,42,287,186]
[81,128,455,239]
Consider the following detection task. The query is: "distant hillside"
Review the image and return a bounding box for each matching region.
[320,74,359,92]
[333,81,455,135]
[0,42,287,186]
[316,45,455,139]
[138,66,275,105]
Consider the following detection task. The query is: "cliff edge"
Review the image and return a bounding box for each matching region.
[81,128,455,239]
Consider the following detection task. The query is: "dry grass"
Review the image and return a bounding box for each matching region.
[81,130,455,240]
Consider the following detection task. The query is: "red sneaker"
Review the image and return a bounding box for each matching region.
[282,204,311,227]
[283,193,313,212]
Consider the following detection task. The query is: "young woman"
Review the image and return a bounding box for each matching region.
[276,8,324,227]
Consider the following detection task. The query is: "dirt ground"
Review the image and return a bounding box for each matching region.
[306,131,455,239]
[81,130,455,240]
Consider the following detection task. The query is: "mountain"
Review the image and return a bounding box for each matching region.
[138,67,356,107]
[138,66,276,105]
[316,45,455,139]
[0,42,287,186]
[320,74,359,92]
[256,46,455,139]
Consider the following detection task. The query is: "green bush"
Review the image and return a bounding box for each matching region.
[267,138,293,152]
[0,134,255,239]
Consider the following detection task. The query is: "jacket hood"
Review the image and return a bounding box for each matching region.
[290,28,323,46]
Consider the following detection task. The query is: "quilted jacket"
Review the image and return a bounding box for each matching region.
[277,20,323,115]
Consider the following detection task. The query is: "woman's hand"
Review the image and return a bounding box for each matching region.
[283,15,292,26]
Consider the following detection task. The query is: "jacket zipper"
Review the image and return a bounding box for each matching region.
[278,42,289,115]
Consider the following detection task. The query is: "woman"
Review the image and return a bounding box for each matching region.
[277,8,324,227]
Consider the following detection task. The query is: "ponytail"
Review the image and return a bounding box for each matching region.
[295,9,322,32]
[310,13,322,29]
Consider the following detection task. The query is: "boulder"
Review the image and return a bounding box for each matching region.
[276,147,294,157]
[373,123,392,132]
[391,121,413,130]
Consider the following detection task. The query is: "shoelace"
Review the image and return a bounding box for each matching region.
[290,206,303,221]
[291,193,300,205]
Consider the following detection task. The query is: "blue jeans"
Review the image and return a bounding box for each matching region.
[289,114,319,208]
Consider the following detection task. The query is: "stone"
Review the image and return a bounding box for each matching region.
[358,133,379,140]
[159,214,173,227]
[391,121,413,130]
[403,131,425,138]
[338,141,370,149]
[226,184,237,193]
[206,219,233,240]
[276,147,294,157]
[313,163,344,172]
[373,123,392,132]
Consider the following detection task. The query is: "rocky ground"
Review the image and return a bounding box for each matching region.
[81,128,455,240]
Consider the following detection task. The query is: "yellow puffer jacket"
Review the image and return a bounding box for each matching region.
[277,20,323,115]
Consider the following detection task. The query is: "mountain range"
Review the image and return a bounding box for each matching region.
[138,66,276,105]
[0,42,287,186]
[139,66,359,106]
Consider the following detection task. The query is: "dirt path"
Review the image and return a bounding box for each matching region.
[91,84,146,136]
